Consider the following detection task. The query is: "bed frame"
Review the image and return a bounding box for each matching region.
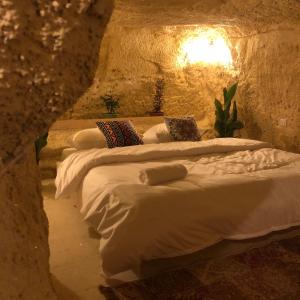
[105,225,300,285]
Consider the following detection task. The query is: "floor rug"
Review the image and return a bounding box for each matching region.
[100,236,300,300]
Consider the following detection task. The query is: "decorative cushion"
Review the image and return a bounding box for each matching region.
[68,128,107,150]
[96,120,143,148]
[164,116,201,141]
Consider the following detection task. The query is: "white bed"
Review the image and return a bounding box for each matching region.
[55,138,300,282]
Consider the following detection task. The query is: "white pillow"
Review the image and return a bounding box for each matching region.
[143,123,173,144]
[69,128,107,150]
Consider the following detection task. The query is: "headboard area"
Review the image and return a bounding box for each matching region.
[44,117,166,162]
[40,117,213,179]
[51,116,165,134]
[48,116,213,153]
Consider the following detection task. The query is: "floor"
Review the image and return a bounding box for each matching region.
[43,179,106,300]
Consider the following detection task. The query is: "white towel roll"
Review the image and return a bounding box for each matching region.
[139,164,188,186]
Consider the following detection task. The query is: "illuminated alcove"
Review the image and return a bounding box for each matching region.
[177,28,233,67]
[63,24,239,129]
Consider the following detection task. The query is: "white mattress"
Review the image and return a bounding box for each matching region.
[55,138,300,280]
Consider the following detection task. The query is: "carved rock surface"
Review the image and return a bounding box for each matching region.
[0,0,113,166]
[0,0,112,299]
[0,148,56,300]
[67,0,300,151]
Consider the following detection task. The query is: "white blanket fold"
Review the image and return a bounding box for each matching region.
[139,164,188,185]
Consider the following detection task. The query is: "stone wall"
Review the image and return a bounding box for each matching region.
[237,29,300,152]
[64,25,238,125]
[0,1,113,299]
[0,148,56,300]
[64,0,300,151]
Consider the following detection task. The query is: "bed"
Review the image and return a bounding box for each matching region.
[55,138,300,283]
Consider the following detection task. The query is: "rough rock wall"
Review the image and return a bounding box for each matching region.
[0,148,55,300]
[238,29,300,152]
[65,0,300,151]
[0,0,113,299]
[65,25,238,122]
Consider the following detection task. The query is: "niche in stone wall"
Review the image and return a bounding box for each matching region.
[63,24,239,125]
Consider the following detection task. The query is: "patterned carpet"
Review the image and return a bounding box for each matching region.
[100,236,300,300]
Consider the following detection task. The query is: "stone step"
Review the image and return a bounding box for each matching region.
[39,158,58,180]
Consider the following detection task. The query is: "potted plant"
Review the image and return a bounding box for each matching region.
[214,82,244,137]
[149,78,165,116]
[101,93,120,118]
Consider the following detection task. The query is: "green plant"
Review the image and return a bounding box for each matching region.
[35,132,48,163]
[214,82,244,137]
[101,93,120,114]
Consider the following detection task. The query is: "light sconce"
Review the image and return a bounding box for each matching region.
[177,29,233,68]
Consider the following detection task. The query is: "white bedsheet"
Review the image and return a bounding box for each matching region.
[55,138,300,279]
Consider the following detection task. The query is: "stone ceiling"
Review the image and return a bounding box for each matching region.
[113,0,300,32]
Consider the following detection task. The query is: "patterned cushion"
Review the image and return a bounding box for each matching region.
[96,120,143,148]
[164,116,201,141]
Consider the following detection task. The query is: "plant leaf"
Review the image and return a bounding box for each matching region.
[223,87,231,120]
[227,82,238,102]
[214,120,225,137]
[214,99,226,137]
[215,99,224,120]
[223,88,228,106]
[230,101,238,123]
[233,120,244,130]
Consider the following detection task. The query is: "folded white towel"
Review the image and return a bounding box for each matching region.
[139,164,188,186]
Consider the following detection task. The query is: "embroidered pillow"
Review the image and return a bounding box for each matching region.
[96,120,143,148]
[164,116,201,141]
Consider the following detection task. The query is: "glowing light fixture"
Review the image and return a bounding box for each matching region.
[177,29,233,67]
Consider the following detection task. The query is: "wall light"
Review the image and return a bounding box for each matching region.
[177,29,233,67]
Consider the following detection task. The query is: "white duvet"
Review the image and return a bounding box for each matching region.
[55,138,300,279]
